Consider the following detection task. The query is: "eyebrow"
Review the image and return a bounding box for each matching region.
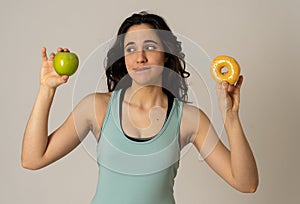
[124,39,159,48]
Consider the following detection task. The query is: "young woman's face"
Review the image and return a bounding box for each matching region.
[123,23,167,86]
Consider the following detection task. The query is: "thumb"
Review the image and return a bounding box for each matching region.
[43,74,70,89]
[58,75,69,85]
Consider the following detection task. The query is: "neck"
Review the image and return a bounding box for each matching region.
[125,85,167,109]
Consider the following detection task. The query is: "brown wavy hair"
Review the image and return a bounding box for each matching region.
[105,11,190,101]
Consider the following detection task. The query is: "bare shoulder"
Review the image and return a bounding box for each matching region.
[181,103,210,124]
[93,92,112,105]
[79,92,111,104]
[74,92,111,114]
[182,103,200,114]
[91,91,112,121]
[78,92,112,141]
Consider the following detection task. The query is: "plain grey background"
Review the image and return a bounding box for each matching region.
[1,0,299,203]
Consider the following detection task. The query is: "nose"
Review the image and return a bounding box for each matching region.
[136,50,147,64]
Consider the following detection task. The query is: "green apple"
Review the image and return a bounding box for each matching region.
[53,52,79,76]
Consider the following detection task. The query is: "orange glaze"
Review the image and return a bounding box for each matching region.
[210,56,240,85]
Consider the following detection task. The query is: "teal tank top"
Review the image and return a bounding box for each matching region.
[91,89,183,204]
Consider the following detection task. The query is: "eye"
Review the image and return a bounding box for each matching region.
[125,47,136,53]
[144,45,157,51]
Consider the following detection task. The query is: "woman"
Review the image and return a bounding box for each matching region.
[22,11,258,204]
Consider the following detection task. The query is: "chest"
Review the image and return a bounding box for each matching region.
[121,103,168,139]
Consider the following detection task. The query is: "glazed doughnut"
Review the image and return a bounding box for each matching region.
[210,56,240,85]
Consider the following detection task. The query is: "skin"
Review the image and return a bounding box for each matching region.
[121,24,169,136]
[22,24,258,193]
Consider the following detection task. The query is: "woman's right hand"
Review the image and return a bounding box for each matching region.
[40,47,69,89]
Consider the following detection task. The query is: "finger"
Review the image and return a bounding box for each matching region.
[57,47,63,52]
[222,81,229,90]
[49,52,55,61]
[216,82,222,90]
[235,75,244,89]
[60,75,69,84]
[219,81,229,95]
[41,47,48,61]
[63,48,70,52]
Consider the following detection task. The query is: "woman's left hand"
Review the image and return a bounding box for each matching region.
[216,75,243,120]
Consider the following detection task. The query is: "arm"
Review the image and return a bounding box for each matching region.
[21,47,91,170]
[192,76,259,193]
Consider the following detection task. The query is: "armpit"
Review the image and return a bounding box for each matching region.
[179,104,201,149]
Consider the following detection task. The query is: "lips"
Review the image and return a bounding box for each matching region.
[133,66,151,72]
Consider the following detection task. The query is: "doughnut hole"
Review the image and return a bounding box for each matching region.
[221,66,229,75]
